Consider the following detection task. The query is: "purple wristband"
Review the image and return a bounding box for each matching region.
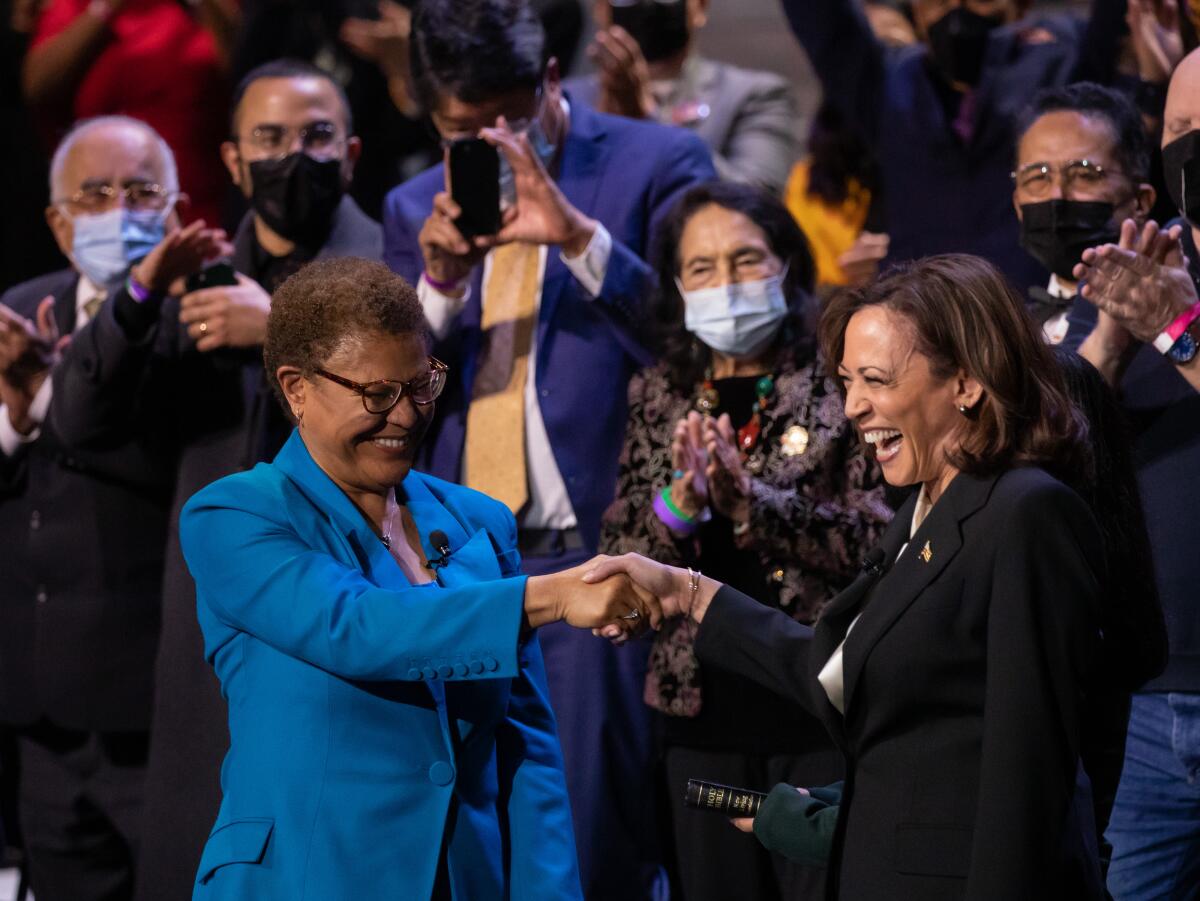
[422,271,467,293]
[654,490,698,535]
[125,275,161,303]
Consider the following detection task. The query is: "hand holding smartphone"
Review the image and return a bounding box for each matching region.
[447,137,502,239]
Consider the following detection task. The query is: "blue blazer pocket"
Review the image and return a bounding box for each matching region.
[197,817,275,885]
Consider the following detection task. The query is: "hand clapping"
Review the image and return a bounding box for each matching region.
[1073,218,1198,344]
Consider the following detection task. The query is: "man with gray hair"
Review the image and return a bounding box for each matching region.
[0,114,224,901]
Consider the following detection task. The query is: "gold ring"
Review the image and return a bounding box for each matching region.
[199,321,208,334]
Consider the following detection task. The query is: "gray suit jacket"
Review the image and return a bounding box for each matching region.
[568,56,800,193]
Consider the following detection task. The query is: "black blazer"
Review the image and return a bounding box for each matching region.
[48,196,383,901]
[695,467,1105,900]
[0,269,175,731]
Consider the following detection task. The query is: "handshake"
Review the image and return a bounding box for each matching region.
[522,553,721,643]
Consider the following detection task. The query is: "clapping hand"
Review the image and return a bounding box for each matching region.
[1127,0,1183,86]
[130,220,232,295]
[669,411,709,525]
[587,25,656,120]
[0,296,64,433]
[704,413,751,523]
[1073,218,1197,344]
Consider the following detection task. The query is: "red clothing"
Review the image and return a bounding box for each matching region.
[32,0,230,227]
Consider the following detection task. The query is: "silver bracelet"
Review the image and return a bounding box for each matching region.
[686,566,701,617]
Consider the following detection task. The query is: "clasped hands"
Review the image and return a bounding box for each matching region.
[526,551,721,646]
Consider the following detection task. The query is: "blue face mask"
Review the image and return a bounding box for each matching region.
[680,268,790,358]
[70,207,166,289]
[499,99,559,208]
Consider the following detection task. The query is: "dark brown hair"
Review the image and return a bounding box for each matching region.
[818,254,1088,478]
[264,257,429,408]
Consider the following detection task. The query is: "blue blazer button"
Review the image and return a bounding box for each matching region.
[406,668,422,680]
[484,656,499,672]
[471,660,485,674]
[421,666,437,680]
[454,662,469,677]
[428,761,455,786]
[437,664,453,679]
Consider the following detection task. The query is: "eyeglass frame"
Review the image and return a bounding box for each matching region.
[1010,158,1129,196]
[52,181,180,213]
[233,120,347,162]
[313,358,450,414]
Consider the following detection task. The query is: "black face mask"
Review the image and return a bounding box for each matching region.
[247,152,344,243]
[611,0,690,63]
[1019,199,1120,280]
[1162,130,1200,225]
[926,7,1004,87]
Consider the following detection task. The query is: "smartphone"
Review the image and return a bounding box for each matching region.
[447,137,501,239]
[185,261,238,294]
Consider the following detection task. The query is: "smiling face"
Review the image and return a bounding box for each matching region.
[282,331,434,498]
[838,306,972,496]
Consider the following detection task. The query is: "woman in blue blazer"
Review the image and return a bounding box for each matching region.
[180,257,656,900]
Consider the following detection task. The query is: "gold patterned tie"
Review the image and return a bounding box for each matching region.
[464,242,541,514]
[82,291,106,321]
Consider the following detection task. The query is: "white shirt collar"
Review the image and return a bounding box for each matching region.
[1047,274,1076,299]
[910,486,933,539]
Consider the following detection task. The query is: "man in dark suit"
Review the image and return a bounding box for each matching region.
[0,115,203,901]
[383,2,714,895]
[780,0,1127,288]
[46,62,383,901]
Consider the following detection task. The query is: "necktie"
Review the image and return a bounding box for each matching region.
[82,291,106,322]
[464,242,541,514]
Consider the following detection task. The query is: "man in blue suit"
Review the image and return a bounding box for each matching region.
[383,1,715,895]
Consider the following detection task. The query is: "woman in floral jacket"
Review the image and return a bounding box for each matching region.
[600,182,891,901]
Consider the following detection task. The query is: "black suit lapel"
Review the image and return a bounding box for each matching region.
[55,275,79,336]
[838,471,1000,718]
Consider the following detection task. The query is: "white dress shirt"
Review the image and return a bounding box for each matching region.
[0,274,103,456]
[416,222,613,530]
[817,487,932,714]
[1041,274,1075,347]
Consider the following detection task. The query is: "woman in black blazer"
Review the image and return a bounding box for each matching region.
[589,254,1106,899]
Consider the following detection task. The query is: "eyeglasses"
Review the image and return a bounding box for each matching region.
[55,182,178,213]
[1011,159,1126,198]
[314,358,449,414]
[238,121,343,161]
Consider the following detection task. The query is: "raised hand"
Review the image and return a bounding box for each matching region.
[478,118,598,257]
[418,191,489,289]
[1126,0,1183,86]
[130,220,231,295]
[179,273,271,351]
[704,412,751,523]
[837,231,890,287]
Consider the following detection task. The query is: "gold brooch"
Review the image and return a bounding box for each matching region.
[781,425,810,457]
[919,540,932,563]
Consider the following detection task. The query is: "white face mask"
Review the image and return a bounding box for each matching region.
[680,267,789,358]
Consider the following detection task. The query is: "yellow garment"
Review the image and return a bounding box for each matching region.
[785,160,871,288]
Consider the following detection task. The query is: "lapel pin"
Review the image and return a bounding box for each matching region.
[919,540,932,563]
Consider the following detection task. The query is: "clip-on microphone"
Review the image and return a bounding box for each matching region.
[862,547,887,577]
[426,529,453,570]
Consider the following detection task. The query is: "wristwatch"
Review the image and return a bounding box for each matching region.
[1168,319,1200,365]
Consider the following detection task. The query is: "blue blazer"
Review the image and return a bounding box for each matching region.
[383,98,715,549]
[181,431,582,901]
